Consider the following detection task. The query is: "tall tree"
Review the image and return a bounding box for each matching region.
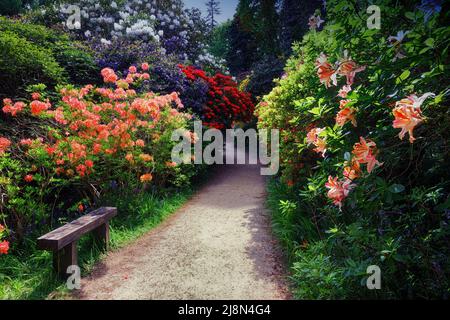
[205,0,222,30]
[280,0,324,55]
[255,0,280,56]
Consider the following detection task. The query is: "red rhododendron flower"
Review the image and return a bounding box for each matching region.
[24,175,34,183]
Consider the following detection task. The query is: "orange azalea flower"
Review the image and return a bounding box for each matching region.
[166,161,177,168]
[338,85,352,98]
[2,101,24,116]
[313,138,328,157]
[336,100,357,127]
[392,93,434,143]
[0,137,11,154]
[129,66,137,74]
[31,92,41,100]
[140,173,153,183]
[30,100,51,116]
[315,53,337,88]
[352,137,383,173]
[139,154,154,162]
[101,68,118,83]
[306,127,327,157]
[343,159,362,180]
[306,127,324,145]
[325,176,355,209]
[0,240,9,255]
[337,50,366,86]
[24,175,34,183]
[135,139,145,147]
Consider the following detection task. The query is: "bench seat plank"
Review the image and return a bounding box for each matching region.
[38,207,117,251]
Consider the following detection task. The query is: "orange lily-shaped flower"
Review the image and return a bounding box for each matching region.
[336,100,357,127]
[315,53,337,88]
[392,93,434,143]
[352,137,383,173]
[343,158,362,180]
[325,176,355,209]
[306,127,327,157]
[337,50,366,86]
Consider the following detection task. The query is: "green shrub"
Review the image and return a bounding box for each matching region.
[0,18,98,98]
[260,0,450,299]
[0,31,66,99]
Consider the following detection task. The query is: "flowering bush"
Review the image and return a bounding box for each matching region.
[0,63,199,246]
[33,0,218,67]
[257,0,449,298]
[180,65,255,129]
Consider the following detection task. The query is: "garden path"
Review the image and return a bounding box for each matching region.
[74,153,290,300]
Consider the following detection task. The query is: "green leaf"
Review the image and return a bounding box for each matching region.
[389,184,405,194]
[405,12,415,20]
[424,38,435,48]
[396,70,410,84]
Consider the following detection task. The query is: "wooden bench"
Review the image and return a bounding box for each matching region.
[38,207,117,278]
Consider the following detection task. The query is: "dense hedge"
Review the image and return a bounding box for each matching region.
[258,0,450,299]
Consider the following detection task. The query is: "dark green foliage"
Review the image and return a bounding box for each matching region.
[0,0,22,16]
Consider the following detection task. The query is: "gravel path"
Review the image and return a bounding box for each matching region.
[75,162,290,300]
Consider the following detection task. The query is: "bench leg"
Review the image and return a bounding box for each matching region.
[93,222,110,251]
[53,241,78,280]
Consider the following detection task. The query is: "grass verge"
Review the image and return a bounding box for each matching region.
[0,188,194,300]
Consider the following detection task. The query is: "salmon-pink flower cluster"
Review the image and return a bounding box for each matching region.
[338,85,352,98]
[325,176,356,209]
[1,63,192,186]
[306,127,327,157]
[30,100,51,116]
[315,53,337,88]
[337,50,366,86]
[336,100,357,127]
[101,67,119,83]
[392,93,435,143]
[0,137,11,154]
[352,137,383,174]
[2,99,24,116]
[315,51,365,88]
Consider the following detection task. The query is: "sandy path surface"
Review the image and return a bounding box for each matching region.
[75,163,290,300]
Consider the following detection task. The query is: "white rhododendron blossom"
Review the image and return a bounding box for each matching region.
[57,0,210,63]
